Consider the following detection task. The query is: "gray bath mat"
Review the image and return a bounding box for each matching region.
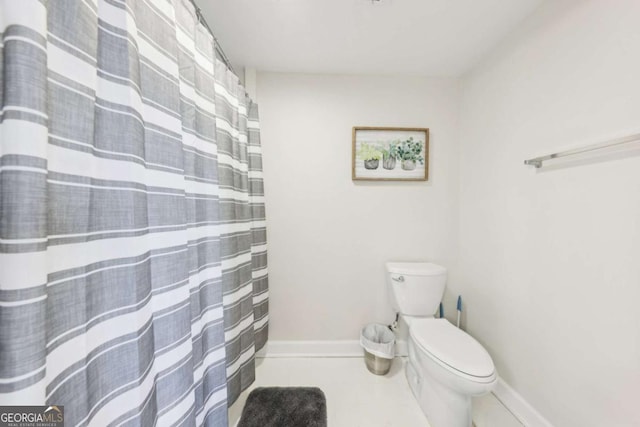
[238,387,327,427]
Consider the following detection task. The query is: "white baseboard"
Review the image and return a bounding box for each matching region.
[256,340,409,358]
[493,377,553,427]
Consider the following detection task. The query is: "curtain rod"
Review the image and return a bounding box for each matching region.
[188,0,237,75]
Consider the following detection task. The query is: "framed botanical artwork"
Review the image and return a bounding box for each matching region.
[352,127,429,181]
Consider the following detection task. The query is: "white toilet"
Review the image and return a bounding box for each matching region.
[386,262,497,427]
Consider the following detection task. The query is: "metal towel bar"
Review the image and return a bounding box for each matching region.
[524,133,640,168]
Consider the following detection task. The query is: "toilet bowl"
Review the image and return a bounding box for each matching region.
[386,262,497,427]
[406,317,496,427]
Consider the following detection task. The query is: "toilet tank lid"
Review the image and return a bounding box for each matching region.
[386,262,447,276]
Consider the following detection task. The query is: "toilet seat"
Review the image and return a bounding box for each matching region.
[410,318,496,383]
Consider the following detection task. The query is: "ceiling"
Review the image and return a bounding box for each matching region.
[198,0,543,77]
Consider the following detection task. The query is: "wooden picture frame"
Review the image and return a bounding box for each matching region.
[352,127,429,181]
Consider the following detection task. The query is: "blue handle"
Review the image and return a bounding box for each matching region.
[457,296,462,312]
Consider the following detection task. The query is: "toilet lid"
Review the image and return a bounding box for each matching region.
[410,319,495,379]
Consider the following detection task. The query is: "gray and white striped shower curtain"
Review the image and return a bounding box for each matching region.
[0,0,268,425]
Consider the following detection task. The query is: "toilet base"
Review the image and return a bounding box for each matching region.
[406,341,473,427]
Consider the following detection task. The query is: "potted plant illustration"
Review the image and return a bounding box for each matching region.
[397,137,424,171]
[381,141,399,170]
[357,143,382,170]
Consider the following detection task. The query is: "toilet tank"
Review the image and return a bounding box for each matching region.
[386,262,447,316]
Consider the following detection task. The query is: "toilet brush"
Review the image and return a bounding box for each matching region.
[456,296,462,328]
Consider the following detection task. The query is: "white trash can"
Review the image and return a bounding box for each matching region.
[360,323,395,375]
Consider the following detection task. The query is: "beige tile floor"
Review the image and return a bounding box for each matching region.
[229,357,523,427]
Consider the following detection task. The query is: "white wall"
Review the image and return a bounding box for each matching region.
[257,73,460,341]
[456,1,640,425]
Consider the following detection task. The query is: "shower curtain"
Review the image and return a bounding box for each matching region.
[0,0,268,425]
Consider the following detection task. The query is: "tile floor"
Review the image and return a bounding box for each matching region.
[228,357,523,427]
